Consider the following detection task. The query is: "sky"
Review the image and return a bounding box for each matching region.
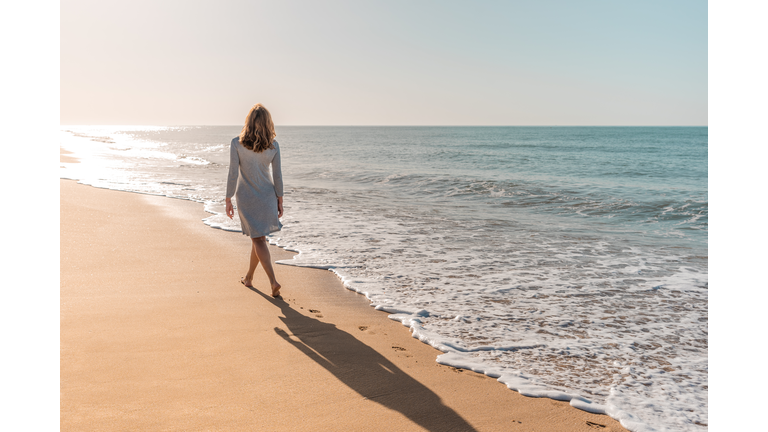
[61,0,707,125]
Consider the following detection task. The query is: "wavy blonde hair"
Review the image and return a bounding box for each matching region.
[239,104,276,152]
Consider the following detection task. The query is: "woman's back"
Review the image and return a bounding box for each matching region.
[230,137,283,196]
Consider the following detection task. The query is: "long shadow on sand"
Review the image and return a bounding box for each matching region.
[248,288,477,432]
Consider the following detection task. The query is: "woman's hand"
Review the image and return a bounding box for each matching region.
[277,196,284,218]
[225,198,234,219]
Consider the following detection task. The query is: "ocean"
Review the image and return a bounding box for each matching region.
[60,126,708,432]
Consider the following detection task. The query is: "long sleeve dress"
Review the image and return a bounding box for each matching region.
[225,137,284,237]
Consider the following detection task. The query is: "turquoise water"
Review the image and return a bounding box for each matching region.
[276,126,707,242]
[61,126,708,432]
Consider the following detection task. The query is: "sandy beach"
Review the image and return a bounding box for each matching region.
[61,178,628,431]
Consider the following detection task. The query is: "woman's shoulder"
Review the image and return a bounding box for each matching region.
[231,137,246,152]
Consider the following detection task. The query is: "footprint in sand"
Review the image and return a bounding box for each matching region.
[586,421,606,429]
[392,345,413,357]
[358,326,369,331]
[308,309,323,318]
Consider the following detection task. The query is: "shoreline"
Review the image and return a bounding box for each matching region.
[61,178,628,431]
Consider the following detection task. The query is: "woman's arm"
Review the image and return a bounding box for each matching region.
[272,141,284,218]
[272,141,284,197]
[225,139,240,219]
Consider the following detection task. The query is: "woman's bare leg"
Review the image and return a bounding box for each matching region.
[242,244,260,288]
[252,236,281,296]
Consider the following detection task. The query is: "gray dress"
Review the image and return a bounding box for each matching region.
[225,137,284,237]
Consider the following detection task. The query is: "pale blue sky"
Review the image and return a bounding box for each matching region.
[61,0,707,125]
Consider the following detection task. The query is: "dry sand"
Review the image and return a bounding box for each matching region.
[61,178,628,431]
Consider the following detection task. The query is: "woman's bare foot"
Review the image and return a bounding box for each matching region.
[241,277,254,288]
[271,281,282,297]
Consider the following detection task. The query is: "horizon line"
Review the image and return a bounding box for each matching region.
[60,124,709,127]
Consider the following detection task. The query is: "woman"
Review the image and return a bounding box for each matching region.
[225,104,284,297]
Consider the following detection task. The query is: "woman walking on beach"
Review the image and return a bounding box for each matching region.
[225,104,284,297]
